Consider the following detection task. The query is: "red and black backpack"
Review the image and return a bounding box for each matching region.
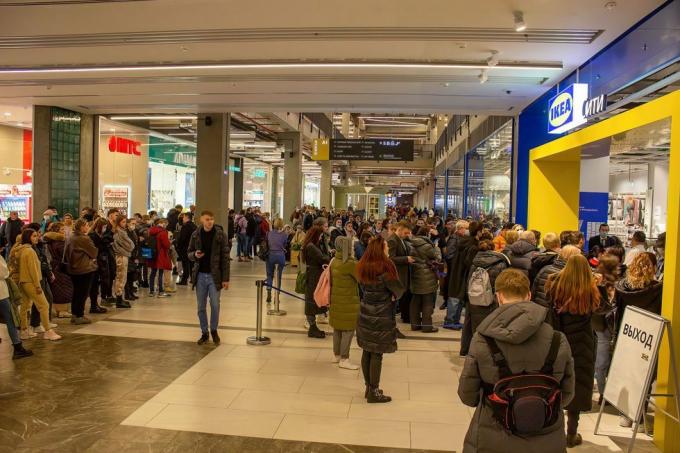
[481,332,563,436]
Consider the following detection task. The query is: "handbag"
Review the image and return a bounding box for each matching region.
[295,268,307,294]
[313,258,333,307]
[6,278,24,307]
[257,237,270,261]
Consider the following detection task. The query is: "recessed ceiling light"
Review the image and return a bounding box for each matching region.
[513,11,527,32]
[3,112,11,117]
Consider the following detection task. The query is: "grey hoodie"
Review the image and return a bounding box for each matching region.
[458,301,575,453]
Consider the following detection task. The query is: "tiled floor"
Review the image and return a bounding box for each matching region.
[1,259,660,452]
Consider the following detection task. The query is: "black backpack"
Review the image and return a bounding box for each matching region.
[481,332,563,436]
[141,232,157,260]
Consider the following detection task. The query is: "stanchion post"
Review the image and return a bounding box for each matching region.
[267,266,287,316]
[247,280,271,345]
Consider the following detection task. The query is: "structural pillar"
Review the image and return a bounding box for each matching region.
[32,106,51,221]
[80,113,95,210]
[233,157,244,212]
[278,131,302,222]
[320,160,332,209]
[196,113,230,227]
[270,166,279,218]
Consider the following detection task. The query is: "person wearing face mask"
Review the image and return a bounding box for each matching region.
[587,223,621,252]
[330,219,345,248]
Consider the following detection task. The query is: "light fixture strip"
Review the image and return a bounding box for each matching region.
[0,61,562,75]
[110,115,197,120]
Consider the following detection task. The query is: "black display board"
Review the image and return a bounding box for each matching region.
[330,139,414,161]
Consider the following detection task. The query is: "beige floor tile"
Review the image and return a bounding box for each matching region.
[121,401,168,426]
[349,398,471,424]
[410,421,467,452]
[172,367,209,385]
[377,366,459,385]
[228,344,321,361]
[409,382,460,403]
[73,321,136,336]
[229,389,351,417]
[192,355,267,372]
[146,404,284,438]
[259,359,361,379]
[149,383,242,408]
[299,376,410,400]
[194,369,305,393]
[407,350,462,369]
[274,414,411,449]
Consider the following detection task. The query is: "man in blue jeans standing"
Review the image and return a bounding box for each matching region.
[188,210,231,346]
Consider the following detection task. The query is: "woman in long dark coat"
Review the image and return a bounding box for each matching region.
[43,223,74,318]
[302,225,330,339]
[546,254,600,448]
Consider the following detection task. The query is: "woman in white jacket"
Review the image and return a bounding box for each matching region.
[0,254,33,359]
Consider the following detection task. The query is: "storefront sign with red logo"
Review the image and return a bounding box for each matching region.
[108,136,141,156]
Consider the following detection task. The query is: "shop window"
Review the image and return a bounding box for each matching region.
[50,107,80,216]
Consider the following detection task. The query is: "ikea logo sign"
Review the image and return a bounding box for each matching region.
[547,83,589,134]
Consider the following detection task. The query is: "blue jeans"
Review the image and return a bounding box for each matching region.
[245,235,254,257]
[445,297,463,325]
[149,268,164,293]
[0,298,20,345]
[237,233,247,257]
[595,328,612,395]
[196,272,221,334]
[266,252,286,289]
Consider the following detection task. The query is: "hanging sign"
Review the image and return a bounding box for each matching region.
[330,139,414,161]
[548,83,607,135]
[108,136,142,156]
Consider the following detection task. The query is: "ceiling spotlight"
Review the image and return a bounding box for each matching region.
[513,11,527,32]
[605,1,617,10]
[443,82,450,87]
[479,69,488,84]
[3,112,10,117]
[487,50,500,67]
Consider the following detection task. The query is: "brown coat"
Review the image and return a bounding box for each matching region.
[66,231,98,275]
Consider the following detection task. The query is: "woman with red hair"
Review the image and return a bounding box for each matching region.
[356,235,404,403]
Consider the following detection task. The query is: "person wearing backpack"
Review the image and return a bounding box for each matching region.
[329,235,360,370]
[302,226,330,338]
[147,218,172,298]
[458,269,575,453]
[467,233,511,334]
[545,255,600,448]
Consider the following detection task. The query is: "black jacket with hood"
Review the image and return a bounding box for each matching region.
[614,279,663,330]
[467,250,511,333]
[507,239,539,276]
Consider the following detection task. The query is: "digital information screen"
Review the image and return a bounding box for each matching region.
[330,139,414,161]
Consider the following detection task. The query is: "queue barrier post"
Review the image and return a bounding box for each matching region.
[246,280,271,346]
[267,268,287,316]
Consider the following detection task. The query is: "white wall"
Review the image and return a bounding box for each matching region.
[0,124,28,185]
[609,170,647,194]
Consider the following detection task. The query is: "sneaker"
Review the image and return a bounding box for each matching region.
[338,359,360,370]
[56,311,72,318]
[116,301,132,308]
[20,329,37,340]
[34,325,46,333]
[197,333,210,345]
[43,329,62,341]
[303,320,310,329]
[12,344,33,360]
[89,305,108,314]
[307,324,326,339]
[450,323,464,331]
[332,355,341,363]
[156,292,171,298]
[566,433,582,448]
[165,287,177,293]
[72,317,92,325]
[148,291,156,297]
[211,330,221,345]
[619,416,633,428]
[422,327,439,333]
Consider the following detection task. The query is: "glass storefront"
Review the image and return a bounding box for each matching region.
[243,161,270,211]
[0,123,33,221]
[303,176,320,207]
[148,135,196,215]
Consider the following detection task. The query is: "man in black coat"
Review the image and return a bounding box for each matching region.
[443,220,468,329]
[176,213,197,285]
[388,221,415,336]
[529,232,561,284]
[587,223,621,252]
[0,211,24,258]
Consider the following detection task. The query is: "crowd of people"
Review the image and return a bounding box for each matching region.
[0,201,667,451]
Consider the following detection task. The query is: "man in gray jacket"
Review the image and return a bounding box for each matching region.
[458,269,575,453]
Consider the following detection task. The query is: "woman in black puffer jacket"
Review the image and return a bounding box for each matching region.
[546,254,601,448]
[408,226,441,333]
[467,235,511,333]
[532,245,582,327]
[356,236,404,404]
[302,226,330,339]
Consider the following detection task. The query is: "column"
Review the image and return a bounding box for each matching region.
[196,113,230,227]
[32,106,51,221]
[278,131,302,221]
[341,113,350,137]
[319,160,332,209]
[79,113,95,210]
[233,158,244,212]
[270,166,279,217]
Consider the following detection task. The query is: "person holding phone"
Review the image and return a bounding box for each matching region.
[188,210,231,346]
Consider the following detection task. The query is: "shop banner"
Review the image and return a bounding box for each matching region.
[578,191,608,251]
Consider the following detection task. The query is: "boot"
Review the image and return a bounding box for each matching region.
[116,296,131,308]
[90,304,107,314]
[307,324,326,338]
[566,433,582,448]
[266,290,272,303]
[367,386,391,403]
[197,333,210,345]
[365,385,384,399]
[12,343,33,360]
[211,330,221,345]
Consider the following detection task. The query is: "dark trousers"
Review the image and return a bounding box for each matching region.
[125,270,137,296]
[361,350,384,387]
[70,272,94,317]
[106,254,116,298]
[460,301,473,355]
[398,290,412,323]
[30,279,53,327]
[410,292,436,331]
[180,257,193,284]
[140,264,149,286]
[567,410,580,435]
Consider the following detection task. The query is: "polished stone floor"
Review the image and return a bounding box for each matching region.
[0,259,659,452]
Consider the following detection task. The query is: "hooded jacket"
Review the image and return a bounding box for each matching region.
[43,231,74,304]
[467,250,511,333]
[148,225,172,270]
[8,243,42,288]
[507,239,539,276]
[529,250,559,284]
[112,228,135,258]
[356,274,405,354]
[66,231,98,275]
[532,258,566,310]
[448,236,479,300]
[329,256,360,331]
[409,235,441,295]
[458,301,575,453]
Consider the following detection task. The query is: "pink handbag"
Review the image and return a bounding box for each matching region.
[313,258,333,307]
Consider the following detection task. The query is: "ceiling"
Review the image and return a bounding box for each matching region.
[0,0,664,115]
